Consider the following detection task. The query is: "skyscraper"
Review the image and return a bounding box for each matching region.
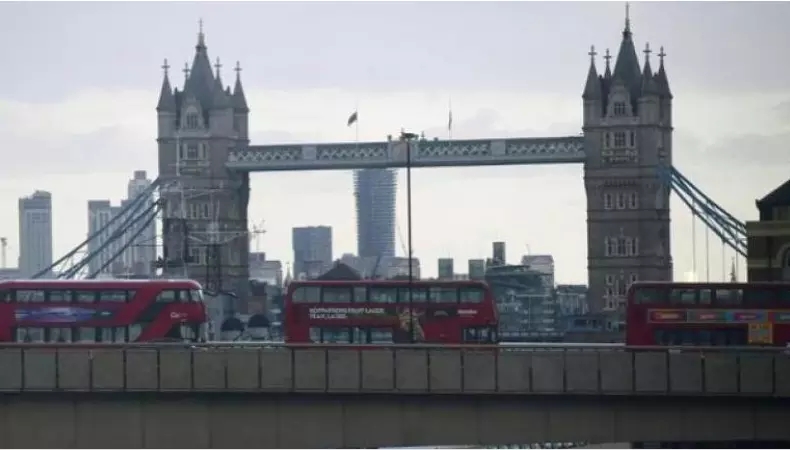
[87,200,118,276]
[123,170,156,275]
[292,226,333,279]
[354,169,396,258]
[18,191,53,278]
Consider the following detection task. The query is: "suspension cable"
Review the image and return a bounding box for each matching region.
[691,207,697,280]
[705,226,711,282]
[721,238,726,282]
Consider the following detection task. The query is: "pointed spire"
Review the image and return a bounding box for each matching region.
[157,58,176,112]
[196,18,206,51]
[604,48,612,79]
[654,46,672,98]
[183,20,217,109]
[583,45,602,100]
[232,61,249,112]
[640,43,658,96]
[612,2,642,101]
[624,2,631,37]
[214,57,223,82]
[183,62,190,85]
[211,57,231,109]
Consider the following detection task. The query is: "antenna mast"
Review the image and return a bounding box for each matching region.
[0,237,7,269]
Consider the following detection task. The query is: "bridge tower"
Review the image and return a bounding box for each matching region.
[582,10,673,326]
[156,24,251,307]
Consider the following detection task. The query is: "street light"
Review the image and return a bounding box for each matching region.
[400,130,418,342]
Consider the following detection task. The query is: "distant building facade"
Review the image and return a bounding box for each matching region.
[292,226,332,279]
[437,258,454,279]
[468,259,486,280]
[18,191,53,278]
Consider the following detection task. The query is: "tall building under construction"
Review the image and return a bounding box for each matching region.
[354,169,396,259]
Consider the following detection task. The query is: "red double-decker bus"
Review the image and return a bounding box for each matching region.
[0,279,207,343]
[284,279,499,345]
[626,281,790,346]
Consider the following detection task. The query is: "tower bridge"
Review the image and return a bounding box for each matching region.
[35,13,747,321]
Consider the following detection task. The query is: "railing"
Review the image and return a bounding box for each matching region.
[0,343,787,396]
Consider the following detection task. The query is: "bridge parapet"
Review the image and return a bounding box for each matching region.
[0,344,787,397]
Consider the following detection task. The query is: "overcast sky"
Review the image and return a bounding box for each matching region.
[0,1,788,283]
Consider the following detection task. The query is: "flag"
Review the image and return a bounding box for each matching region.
[347,111,358,127]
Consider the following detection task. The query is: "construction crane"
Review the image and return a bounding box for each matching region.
[249,220,266,253]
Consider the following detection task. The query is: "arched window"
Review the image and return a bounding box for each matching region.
[184,111,200,129]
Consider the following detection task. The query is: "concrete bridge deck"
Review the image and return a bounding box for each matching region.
[0,343,788,397]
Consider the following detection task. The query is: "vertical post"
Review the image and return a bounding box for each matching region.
[406,138,415,343]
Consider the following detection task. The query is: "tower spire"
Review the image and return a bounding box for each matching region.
[156,58,176,112]
[196,18,206,51]
[604,48,612,78]
[214,57,222,79]
[582,45,602,100]
[232,61,249,112]
[624,2,631,35]
[182,62,190,84]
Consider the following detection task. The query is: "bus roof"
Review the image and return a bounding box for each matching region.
[288,279,488,287]
[0,279,203,289]
[630,281,790,288]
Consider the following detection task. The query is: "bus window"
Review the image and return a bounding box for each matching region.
[128,324,144,342]
[75,327,97,343]
[699,289,712,305]
[292,286,320,303]
[352,286,367,303]
[670,288,697,305]
[155,290,177,303]
[76,291,96,303]
[398,287,428,303]
[47,290,71,302]
[460,286,485,303]
[100,290,129,303]
[369,287,397,303]
[430,286,458,304]
[743,288,774,307]
[17,290,44,303]
[189,289,203,303]
[715,289,742,306]
[322,286,352,304]
[0,289,9,303]
[369,328,394,344]
[322,327,352,343]
[635,287,665,304]
[309,327,321,343]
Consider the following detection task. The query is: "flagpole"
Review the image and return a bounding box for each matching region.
[448,97,453,142]
[355,101,359,149]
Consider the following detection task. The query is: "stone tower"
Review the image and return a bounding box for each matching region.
[156,24,251,308]
[582,10,673,328]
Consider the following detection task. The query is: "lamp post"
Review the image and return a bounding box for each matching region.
[400,130,418,342]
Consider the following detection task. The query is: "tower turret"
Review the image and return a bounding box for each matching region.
[638,43,660,124]
[156,59,177,138]
[582,46,603,125]
[232,61,250,140]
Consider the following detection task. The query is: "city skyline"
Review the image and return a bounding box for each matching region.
[0,2,788,283]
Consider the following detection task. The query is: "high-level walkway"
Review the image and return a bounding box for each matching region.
[0,344,788,448]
